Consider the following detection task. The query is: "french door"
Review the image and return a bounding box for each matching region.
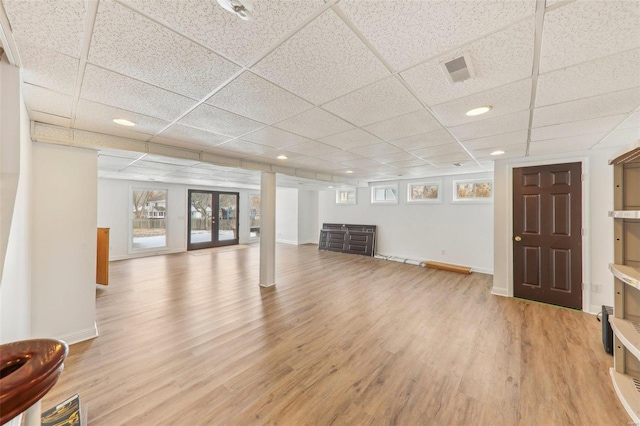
[187,190,239,250]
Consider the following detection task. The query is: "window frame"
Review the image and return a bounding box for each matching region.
[370,184,399,205]
[452,178,494,203]
[335,188,357,205]
[129,187,169,254]
[406,180,443,204]
[249,192,261,239]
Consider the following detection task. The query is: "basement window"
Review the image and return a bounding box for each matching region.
[452,179,493,203]
[336,189,357,205]
[131,188,168,251]
[371,184,398,205]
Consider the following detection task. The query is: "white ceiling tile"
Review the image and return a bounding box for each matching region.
[428,152,475,165]
[23,84,73,117]
[460,130,528,151]
[89,0,240,100]
[619,110,640,130]
[322,77,422,127]
[29,110,71,128]
[121,0,324,66]
[431,79,531,127]
[411,143,466,159]
[401,18,535,106]
[363,109,442,142]
[288,155,338,171]
[532,89,640,128]
[284,141,341,156]
[179,103,264,137]
[540,1,640,73]
[205,72,313,124]
[191,162,236,172]
[595,127,640,148]
[386,158,430,168]
[449,110,530,141]
[81,65,196,121]
[338,0,535,71]
[274,108,355,139]
[252,9,389,104]
[16,39,78,95]
[153,124,230,147]
[348,142,403,158]
[318,128,383,150]
[127,160,185,172]
[338,158,385,169]
[528,133,609,155]
[372,151,417,164]
[471,144,527,160]
[531,114,627,142]
[75,100,170,141]
[122,165,173,175]
[98,155,137,171]
[316,150,364,163]
[536,49,640,107]
[242,126,313,149]
[389,129,458,151]
[3,0,86,57]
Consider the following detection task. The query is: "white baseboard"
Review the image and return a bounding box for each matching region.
[59,323,98,345]
[276,239,299,245]
[298,239,318,245]
[470,266,493,275]
[491,287,509,297]
[110,247,185,261]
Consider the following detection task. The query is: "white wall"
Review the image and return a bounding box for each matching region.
[0,60,32,343]
[275,187,299,245]
[298,190,319,244]
[318,172,494,273]
[492,148,617,313]
[31,143,98,343]
[98,178,259,260]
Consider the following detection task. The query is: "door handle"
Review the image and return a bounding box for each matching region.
[514,236,522,242]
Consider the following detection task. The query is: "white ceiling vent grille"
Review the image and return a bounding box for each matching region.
[441,53,475,85]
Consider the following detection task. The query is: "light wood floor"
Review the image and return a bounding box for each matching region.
[43,243,628,425]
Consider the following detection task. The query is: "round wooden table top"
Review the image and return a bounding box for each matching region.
[0,338,68,425]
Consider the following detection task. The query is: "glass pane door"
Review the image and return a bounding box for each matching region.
[189,191,213,247]
[187,190,239,250]
[218,193,238,242]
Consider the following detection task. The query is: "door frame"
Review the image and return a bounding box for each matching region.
[502,156,591,312]
[187,189,240,250]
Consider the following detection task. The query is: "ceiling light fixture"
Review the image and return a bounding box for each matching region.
[345,170,354,174]
[277,154,288,160]
[216,0,254,20]
[328,186,334,189]
[465,106,492,116]
[490,150,505,156]
[113,118,136,126]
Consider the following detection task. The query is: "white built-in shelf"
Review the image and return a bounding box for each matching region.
[610,264,640,288]
[609,210,640,219]
[610,317,640,360]
[611,368,640,424]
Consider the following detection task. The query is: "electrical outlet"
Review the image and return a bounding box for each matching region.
[593,284,602,293]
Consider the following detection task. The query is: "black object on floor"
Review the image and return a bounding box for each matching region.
[597,305,614,356]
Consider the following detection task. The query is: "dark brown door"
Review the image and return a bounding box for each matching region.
[513,162,582,309]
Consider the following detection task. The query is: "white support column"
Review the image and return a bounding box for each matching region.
[259,172,276,287]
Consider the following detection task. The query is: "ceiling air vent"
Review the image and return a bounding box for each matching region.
[441,53,475,85]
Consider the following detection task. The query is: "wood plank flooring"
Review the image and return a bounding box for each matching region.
[42,243,628,425]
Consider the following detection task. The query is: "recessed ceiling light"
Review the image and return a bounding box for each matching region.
[328,186,334,189]
[345,170,354,174]
[490,150,505,156]
[113,118,136,126]
[276,154,288,160]
[465,106,492,116]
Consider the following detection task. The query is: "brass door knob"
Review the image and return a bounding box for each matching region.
[514,236,522,242]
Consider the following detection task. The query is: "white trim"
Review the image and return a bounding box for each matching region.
[129,186,169,254]
[505,156,591,312]
[470,266,493,275]
[110,247,186,261]
[59,323,98,345]
[276,238,299,245]
[335,188,357,205]
[370,183,399,204]
[298,239,318,245]
[491,287,510,297]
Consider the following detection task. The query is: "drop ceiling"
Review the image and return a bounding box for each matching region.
[0,0,638,190]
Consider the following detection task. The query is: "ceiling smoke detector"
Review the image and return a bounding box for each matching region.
[216,0,254,20]
[441,53,475,85]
